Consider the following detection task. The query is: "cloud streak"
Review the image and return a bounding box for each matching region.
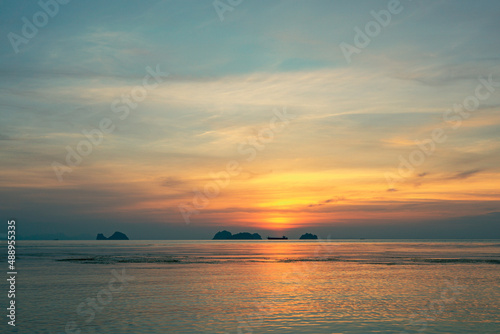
[448,169,483,180]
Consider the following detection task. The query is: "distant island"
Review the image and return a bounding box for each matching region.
[213,230,262,240]
[96,231,129,240]
[212,230,319,240]
[299,233,318,240]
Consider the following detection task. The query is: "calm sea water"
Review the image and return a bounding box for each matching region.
[2,240,500,333]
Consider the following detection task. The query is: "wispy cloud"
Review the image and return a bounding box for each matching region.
[448,169,483,180]
[308,197,345,208]
[160,177,187,188]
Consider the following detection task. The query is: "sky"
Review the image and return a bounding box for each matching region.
[1,0,499,239]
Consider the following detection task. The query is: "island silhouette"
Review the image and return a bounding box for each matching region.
[299,233,318,239]
[212,230,319,240]
[96,231,129,240]
[212,230,262,240]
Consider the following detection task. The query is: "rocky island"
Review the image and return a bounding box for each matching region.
[96,231,129,240]
[212,230,262,240]
[299,233,318,240]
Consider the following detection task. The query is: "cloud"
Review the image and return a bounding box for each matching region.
[160,177,186,188]
[308,197,345,208]
[393,63,500,87]
[448,169,483,180]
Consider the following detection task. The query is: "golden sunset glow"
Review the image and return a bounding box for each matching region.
[4,2,500,334]
[1,1,499,240]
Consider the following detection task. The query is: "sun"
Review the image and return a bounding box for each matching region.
[231,213,302,230]
[264,216,292,230]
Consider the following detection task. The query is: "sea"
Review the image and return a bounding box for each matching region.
[2,240,499,333]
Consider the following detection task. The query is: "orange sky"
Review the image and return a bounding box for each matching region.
[1,1,500,239]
